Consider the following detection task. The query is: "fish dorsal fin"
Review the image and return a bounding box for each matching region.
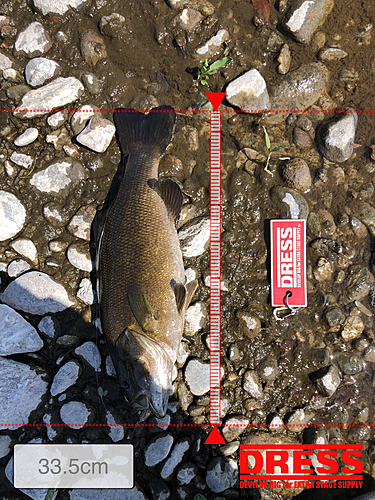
[173,282,186,314]
[185,280,198,310]
[127,284,155,332]
[149,178,183,224]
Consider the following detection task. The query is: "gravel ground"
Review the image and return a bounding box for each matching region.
[1,0,375,499]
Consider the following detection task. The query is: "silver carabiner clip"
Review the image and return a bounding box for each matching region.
[273,291,300,321]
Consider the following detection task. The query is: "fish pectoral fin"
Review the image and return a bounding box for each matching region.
[127,284,155,332]
[148,178,183,224]
[185,280,198,310]
[173,282,187,314]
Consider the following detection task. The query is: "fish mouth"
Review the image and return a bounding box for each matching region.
[114,328,174,418]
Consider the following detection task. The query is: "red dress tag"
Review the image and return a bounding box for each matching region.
[271,219,307,307]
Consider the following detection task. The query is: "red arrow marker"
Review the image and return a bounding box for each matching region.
[205,92,226,111]
[205,427,226,445]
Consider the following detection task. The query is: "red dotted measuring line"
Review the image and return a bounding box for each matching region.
[0,423,373,428]
[1,109,375,114]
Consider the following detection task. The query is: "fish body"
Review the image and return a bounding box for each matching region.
[97,106,196,418]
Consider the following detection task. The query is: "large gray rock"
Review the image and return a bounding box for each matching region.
[179,218,210,257]
[226,69,270,111]
[0,190,26,241]
[161,440,189,479]
[0,271,74,315]
[33,0,89,16]
[206,457,238,493]
[145,434,174,467]
[30,159,86,195]
[50,361,81,396]
[270,186,309,219]
[25,57,60,87]
[60,401,91,428]
[0,304,43,355]
[76,117,116,153]
[280,0,335,44]
[14,77,84,118]
[0,357,48,429]
[14,22,52,58]
[266,63,328,123]
[317,112,357,162]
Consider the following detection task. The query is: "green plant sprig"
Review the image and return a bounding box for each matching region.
[195,56,232,87]
[263,126,289,176]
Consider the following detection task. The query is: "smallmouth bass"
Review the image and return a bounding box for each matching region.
[97,105,197,418]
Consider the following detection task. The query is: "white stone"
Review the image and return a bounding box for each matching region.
[77,277,95,304]
[74,341,101,371]
[25,57,60,87]
[10,152,33,168]
[0,304,43,355]
[7,258,31,277]
[30,159,85,194]
[0,435,12,458]
[76,117,116,153]
[51,361,81,396]
[10,238,38,264]
[195,29,229,59]
[0,271,74,314]
[43,413,57,441]
[204,275,229,291]
[47,111,68,128]
[286,1,313,32]
[226,69,270,111]
[71,105,100,135]
[67,205,96,241]
[14,22,52,58]
[14,128,39,146]
[67,243,93,272]
[3,68,20,81]
[69,486,147,500]
[38,316,56,338]
[106,356,116,377]
[185,359,224,396]
[243,370,263,398]
[60,401,90,428]
[185,267,197,284]
[144,434,174,467]
[184,301,207,336]
[0,51,13,71]
[179,218,210,257]
[0,191,26,241]
[0,357,48,429]
[161,440,189,479]
[14,77,84,118]
[34,0,89,16]
[106,410,125,442]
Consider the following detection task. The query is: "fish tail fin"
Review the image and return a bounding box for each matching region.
[113,105,177,156]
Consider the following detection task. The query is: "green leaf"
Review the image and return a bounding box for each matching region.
[208,56,232,71]
[271,145,288,152]
[263,126,271,150]
[103,390,108,396]
[193,495,207,500]
[98,387,104,397]
[44,489,56,500]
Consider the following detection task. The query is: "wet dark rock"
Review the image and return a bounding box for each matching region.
[347,426,371,443]
[228,344,240,361]
[293,127,312,148]
[319,47,348,62]
[266,63,328,123]
[310,365,341,396]
[267,414,283,432]
[314,257,333,282]
[344,265,375,301]
[80,30,107,66]
[310,238,342,260]
[324,307,345,330]
[280,0,334,44]
[206,457,238,493]
[281,158,311,191]
[81,72,102,94]
[149,478,170,500]
[177,381,193,411]
[352,202,375,236]
[99,13,126,38]
[336,352,362,375]
[285,409,314,432]
[6,84,31,102]
[318,112,357,163]
[270,186,309,219]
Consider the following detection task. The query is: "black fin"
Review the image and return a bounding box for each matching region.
[127,284,155,331]
[173,282,187,314]
[185,280,198,310]
[113,105,177,156]
[149,178,183,223]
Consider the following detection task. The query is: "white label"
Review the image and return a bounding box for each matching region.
[14,444,133,488]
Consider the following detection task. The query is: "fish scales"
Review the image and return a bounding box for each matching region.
[97,106,197,418]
